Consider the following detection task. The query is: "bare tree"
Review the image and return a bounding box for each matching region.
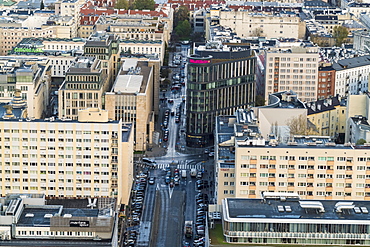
[286,114,316,137]
[251,27,265,37]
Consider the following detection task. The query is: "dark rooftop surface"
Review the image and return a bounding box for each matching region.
[62,208,99,217]
[18,207,60,226]
[333,55,370,71]
[226,198,370,221]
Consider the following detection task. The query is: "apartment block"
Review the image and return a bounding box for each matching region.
[214,109,370,205]
[58,57,108,120]
[332,55,370,96]
[264,46,320,102]
[0,59,51,119]
[0,107,134,205]
[218,10,305,40]
[105,59,155,151]
[318,65,336,99]
[119,40,165,65]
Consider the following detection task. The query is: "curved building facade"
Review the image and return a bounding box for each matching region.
[186,49,256,147]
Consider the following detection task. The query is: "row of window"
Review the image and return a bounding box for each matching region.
[1,129,115,135]
[1,178,111,183]
[3,186,109,192]
[17,231,93,236]
[240,164,370,170]
[0,170,111,175]
[235,190,364,197]
[241,155,365,162]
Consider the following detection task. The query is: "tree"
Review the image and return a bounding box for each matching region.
[255,95,265,106]
[174,6,189,27]
[356,138,366,145]
[132,0,155,10]
[175,20,191,40]
[333,26,348,47]
[286,114,316,137]
[40,0,44,10]
[115,0,129,9]
[251,27,265,37]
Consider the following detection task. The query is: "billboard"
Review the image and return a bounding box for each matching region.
[70,220,90,227]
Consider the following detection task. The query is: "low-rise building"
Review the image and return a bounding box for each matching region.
[0,193,117,245]
[345,93,370,143]
[223,196,370,245]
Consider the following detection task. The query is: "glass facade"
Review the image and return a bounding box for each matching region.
[186,55,256,147]
[223,221,370,245]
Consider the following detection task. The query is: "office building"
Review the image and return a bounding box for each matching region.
[0,107,134,205]
[264,45,320,102]
[186,41,256,147]
[0,59,51,119]
[214,109,370,205]
[223,196,370,245]
[84,32,120,85]
[58,57,109,120]
[105,58,156,151]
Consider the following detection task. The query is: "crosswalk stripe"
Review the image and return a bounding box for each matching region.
[143,162,205,171]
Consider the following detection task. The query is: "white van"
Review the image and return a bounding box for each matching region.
[181,170,187,178]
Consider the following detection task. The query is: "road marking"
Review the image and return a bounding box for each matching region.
[169,186,174,198]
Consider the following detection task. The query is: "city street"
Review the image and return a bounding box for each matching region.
[126,43,215,247]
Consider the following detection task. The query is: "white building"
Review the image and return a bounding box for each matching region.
[332,55,370,96]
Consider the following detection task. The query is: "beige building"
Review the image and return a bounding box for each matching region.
[105,59,155,151]
[345,93,370,143]
[215,110,370,205]
[265,46,320,102]
[218,10,306,39]
[0,108,134,205]
[0,59,51,119]
[307,96,347,138]
[58,57,109,120]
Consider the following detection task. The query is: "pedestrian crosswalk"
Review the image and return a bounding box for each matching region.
[155,163,203,170]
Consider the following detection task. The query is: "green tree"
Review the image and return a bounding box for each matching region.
[333,26,349,47]
[175,20,191,40]
[132,0,155,10]
[115,0,129,9]
[174,6,189,27]
[356,138,366,145]
[40,0,44,10]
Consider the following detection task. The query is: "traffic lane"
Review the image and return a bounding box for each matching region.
[165,190,185,247]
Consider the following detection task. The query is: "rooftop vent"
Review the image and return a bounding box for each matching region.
[44,214,53,218]
[354,207,362,214]
[25,213,34,218]
[63,214,72,218]
[278,206,285,212]
[299,201,325,213]
[335,202,355,213]
[285,206,292,212]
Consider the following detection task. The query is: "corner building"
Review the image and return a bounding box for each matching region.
[186,42,256,147]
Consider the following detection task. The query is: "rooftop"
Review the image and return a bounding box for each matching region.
[224,197,370,222]
[333,55,370,71]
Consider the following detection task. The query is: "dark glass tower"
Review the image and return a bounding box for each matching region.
[186,43,256,147]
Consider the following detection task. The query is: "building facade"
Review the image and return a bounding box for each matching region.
[105,58,156,151]
[318,65,336,99]
[186,42,256,147]
[0,108,134,205]
[332,55,370,96]
[264,46,320,103]
[215,110,370,205]
[58,57,108,120]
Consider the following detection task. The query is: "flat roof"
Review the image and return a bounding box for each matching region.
[113,74,143,93]
[18,207,61,226]
[224,198,370,223]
